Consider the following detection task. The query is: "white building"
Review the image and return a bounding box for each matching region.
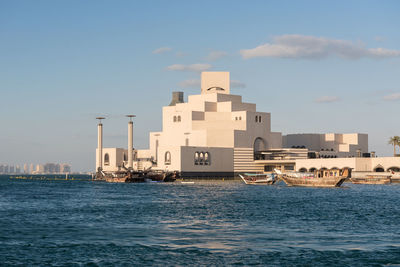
[96,71,282,177]
[283,133,368,158]
[96,71,400,177]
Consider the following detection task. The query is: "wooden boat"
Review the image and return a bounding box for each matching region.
[239,173,277,185]
[351,174,392,185]
[276,168,351,188]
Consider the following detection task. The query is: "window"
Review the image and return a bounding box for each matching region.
[204,152,210,165]
[259,116,261,123]
[123,153,127,161]
[165,151,171,165]
[235,117,238,120]
[239,116,242,120]
[174,115,181,122]
[104,153,110,166]
[264,166,274,172]
[255,116,258,122]
[194,151,211,166]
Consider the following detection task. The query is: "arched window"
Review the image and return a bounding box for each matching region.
[199,152,204,165]
[259,116,261,123]
[374,166,384,172]
[255,116,258,122]
[173,116,177,122]
[388,167,400,172]
[123,153,127,161]
[194,152,199,165]
[177,116,181,122]
[239,116,242,120]
[104,153,110,166]
[204,152,210,165]
[165,151,171,165]
[235,117,238,120]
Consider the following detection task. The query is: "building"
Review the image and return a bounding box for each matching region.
[96,71,281,177]
[96,71,400,177]
[23,163,28,174]
[29,163,34,174]
[283,133,368,158]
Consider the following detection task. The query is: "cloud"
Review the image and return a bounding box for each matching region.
[240,35,400,60]
[152,47,172,54]
[314,96,341,103]
[179,79,200,88]
[175,51,188,58]
[206,50,228,61]
[166,63,212,72]
[383,93,400,101]
[230,80,246,88]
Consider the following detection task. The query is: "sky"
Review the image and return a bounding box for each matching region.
[1,0,399,172]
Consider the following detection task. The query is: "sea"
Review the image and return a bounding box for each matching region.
[0,175,399,266]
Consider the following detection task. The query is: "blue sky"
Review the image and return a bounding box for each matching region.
[1,0,399,172]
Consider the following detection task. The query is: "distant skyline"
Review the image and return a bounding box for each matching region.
[1,1,399,172]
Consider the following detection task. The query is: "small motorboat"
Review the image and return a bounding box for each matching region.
[239,173,277,185]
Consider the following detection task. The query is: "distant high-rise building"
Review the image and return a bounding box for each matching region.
[0,165,4,173]
[24,163,28,174]
[60,163,71,173]
[38,164,44,173]
[9,165,14,173]
[15,165,21,173]
[29,163,34,174]
[4,165,9,174]
[34,164,44,174]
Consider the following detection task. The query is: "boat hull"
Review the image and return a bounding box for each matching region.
[351,177,392,185]
[239,174,276,185]
[281,176,346,188]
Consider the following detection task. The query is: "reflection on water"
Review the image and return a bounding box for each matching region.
[0,177,399,265]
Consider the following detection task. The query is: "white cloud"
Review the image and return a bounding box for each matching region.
[230,80,246,88]
[374,36,385,42]
[206,50,228,61]
[152,47,172,54]
[178,79,200,88]
[314,96,341,103]
[240,35,400,60]
[166,63,212,72]
[175,51,188,58]
[383,93,400,101]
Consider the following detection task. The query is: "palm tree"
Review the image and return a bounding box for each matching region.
[388,136,400,156]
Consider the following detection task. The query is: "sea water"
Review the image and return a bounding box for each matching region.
[0,176,399,266]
